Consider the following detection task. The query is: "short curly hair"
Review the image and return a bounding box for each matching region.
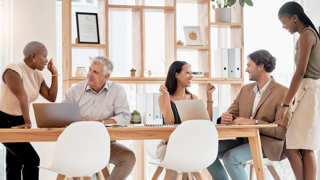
[247,50,276,73]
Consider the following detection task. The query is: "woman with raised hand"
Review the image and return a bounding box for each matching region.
[156,60,215,161]
[0,41,58,180]
[276,2,320,180]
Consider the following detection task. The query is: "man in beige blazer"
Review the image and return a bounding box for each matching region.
[207,50,292,180]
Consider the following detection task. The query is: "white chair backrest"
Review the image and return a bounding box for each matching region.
[49,121,110,176]
[161,120,218,172]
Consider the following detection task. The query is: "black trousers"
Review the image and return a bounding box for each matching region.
[0,111,39,180]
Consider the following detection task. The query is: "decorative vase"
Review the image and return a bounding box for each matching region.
[131,71,136,77]
[131,113,141,124]
[75,67,87,77]
[215,8,231,22]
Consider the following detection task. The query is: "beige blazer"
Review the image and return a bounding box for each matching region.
[226,78,292,161]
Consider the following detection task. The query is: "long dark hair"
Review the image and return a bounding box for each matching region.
[278,1,320,39]
[165,61,191,95]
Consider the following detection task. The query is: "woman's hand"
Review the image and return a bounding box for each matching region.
[12,123,32,129]
[274,107,288,125]
[47,59,58,75]
[159,84,169,95]
[206,83,216,95]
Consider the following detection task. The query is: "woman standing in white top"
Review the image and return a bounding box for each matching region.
[0,41,58,180]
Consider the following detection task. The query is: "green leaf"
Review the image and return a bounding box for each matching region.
[211,0,215,2]
[245,0,253,6]
[239,0,245,7]
[212,4,216,9]
[228,0,236,6]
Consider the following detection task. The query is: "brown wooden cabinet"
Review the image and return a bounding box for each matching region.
[62,2,244,178]
[62,0,244,102]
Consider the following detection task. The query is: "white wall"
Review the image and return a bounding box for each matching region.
[306,0,320,31]
[3,0,58,179]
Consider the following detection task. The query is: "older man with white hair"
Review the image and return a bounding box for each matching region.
[62,56,135,180]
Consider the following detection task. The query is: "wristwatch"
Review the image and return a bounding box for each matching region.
[100,120,106,126]
[255,120,258,125]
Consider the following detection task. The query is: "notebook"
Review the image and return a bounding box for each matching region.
[174,99,210,122]
[33,103,82,128]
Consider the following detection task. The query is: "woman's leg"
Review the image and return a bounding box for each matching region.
[283,141,304,180]
[0,112,39,180]
[4,147,22,180]
[3,142,40,180]
[300,149,316,180]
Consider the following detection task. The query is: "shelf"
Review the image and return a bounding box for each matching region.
[177,0,208,4]
[71,44,108,49]
[108,5,174,12]
[210,22,243,28]
[176,45,209,50]
[66,77,244,85]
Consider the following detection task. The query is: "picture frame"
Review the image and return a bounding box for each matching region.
[76,12,100,44]
[183,26,202,45]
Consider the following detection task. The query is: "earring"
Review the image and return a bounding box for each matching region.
[33,59,36,62]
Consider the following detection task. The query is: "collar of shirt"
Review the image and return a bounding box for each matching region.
[85,80,109,93]
[253,78,272,95]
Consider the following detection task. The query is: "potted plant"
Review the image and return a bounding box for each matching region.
[177,39,184,46]
[211,0,253,22]
[130,68,136,77]
[131,110,141,124]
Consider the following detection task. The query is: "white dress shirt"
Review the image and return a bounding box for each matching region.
[250,78,272,118]
[62,80,130,126]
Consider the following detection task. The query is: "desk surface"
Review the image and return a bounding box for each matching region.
[0,124,276,180]
[0,124,277,142]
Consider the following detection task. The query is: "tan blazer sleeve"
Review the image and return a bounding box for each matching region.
[227,86,243,118]
[258,103,292,140]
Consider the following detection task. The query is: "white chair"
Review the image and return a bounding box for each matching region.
[243,158,281,180]
[40,121,110,180]
[151,120,218,180]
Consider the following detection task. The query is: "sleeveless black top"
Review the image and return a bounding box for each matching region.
[163,94,193,125]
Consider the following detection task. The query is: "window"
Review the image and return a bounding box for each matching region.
[244,1,295,179]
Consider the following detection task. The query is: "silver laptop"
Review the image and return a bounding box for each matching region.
[175,99,210,122]
[33,103,81,128]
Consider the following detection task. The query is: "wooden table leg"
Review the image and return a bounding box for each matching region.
[248,128,266,180]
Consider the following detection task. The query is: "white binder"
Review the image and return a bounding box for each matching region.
[235,48,241,78]
[228,48,236,78]
[221,48,229,78]
[213,48,228,78]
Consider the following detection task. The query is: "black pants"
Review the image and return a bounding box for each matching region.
[0,111,39,180]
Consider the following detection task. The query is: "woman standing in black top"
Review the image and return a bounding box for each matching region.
[156,61,215,161]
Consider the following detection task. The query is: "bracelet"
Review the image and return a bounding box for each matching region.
[206,100,214,103]
[282,103,289,107]
[52,74,60,77]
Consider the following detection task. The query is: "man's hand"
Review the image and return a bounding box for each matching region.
[221,110,233,124]
[232,117,255,125]
[82,116,99,122]
[12,123,32,129]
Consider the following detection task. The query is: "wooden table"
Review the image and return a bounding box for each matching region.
[0,124,277,180]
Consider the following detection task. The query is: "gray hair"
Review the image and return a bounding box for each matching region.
[90,56,114,75]
[23,41,46,59]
